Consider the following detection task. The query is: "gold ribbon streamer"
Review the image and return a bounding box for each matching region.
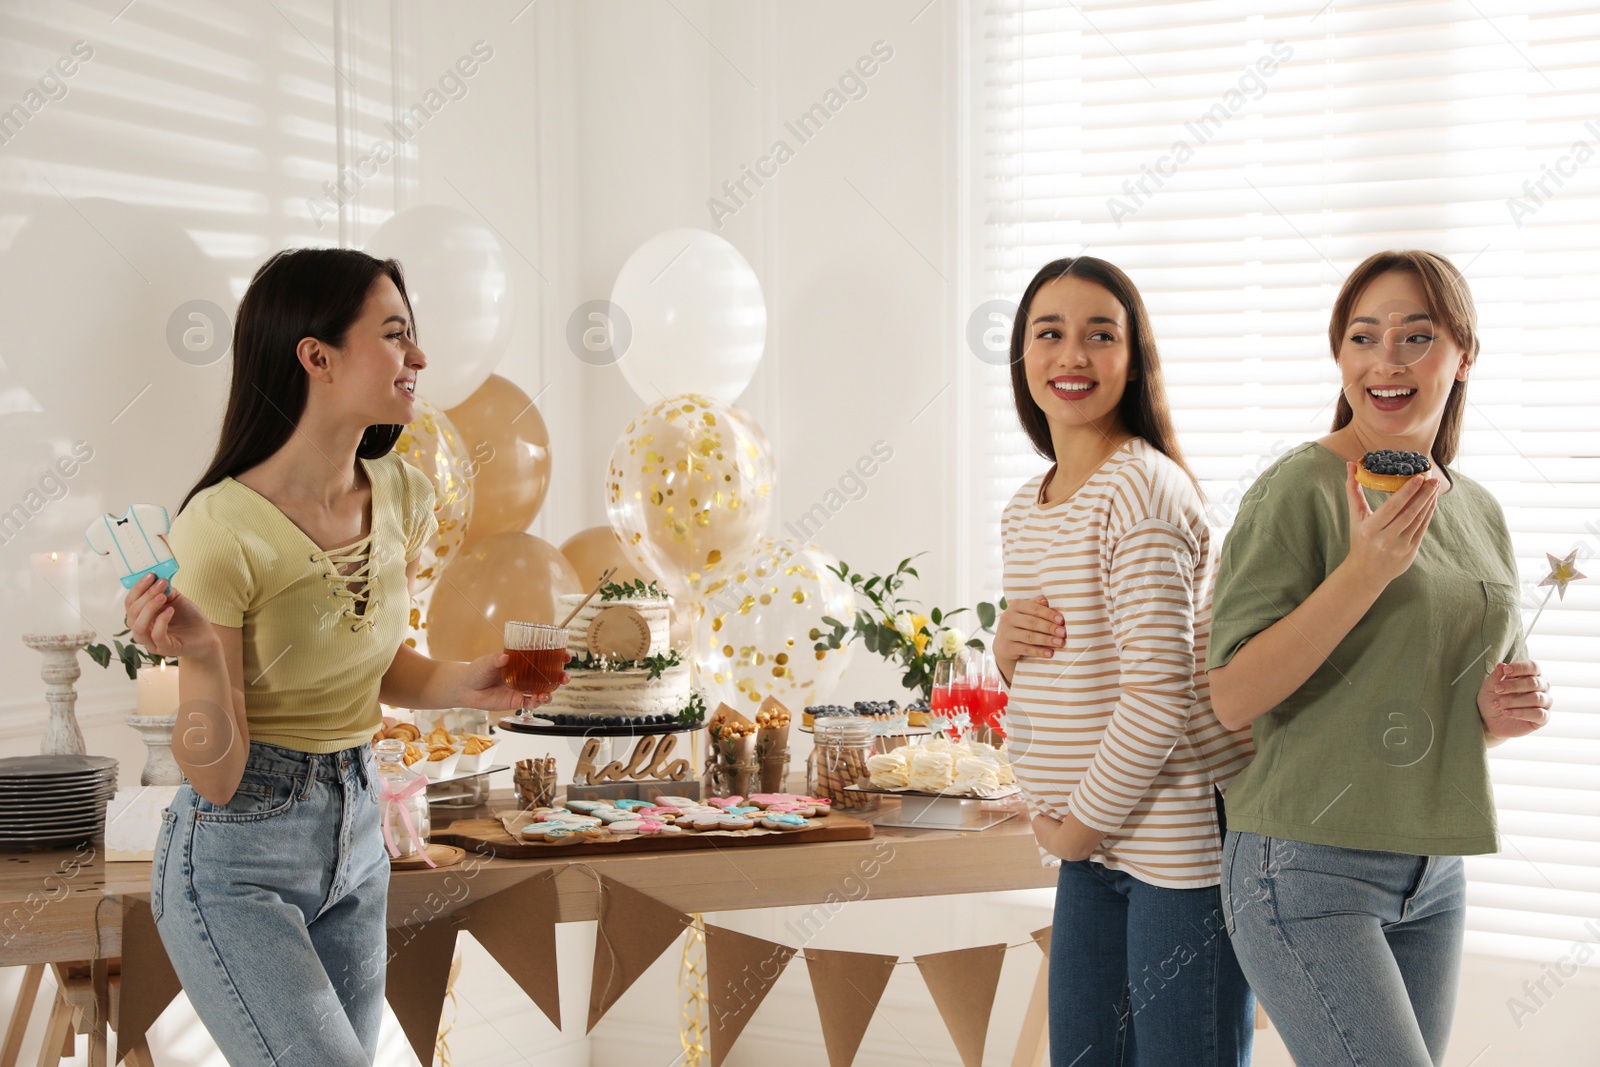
[679,912,709,1065]
[435,948,463,1067]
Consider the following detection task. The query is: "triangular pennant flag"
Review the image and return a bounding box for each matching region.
[385,917,459,1065]
[804,948,899,1067]
[705,925,796,1066]
[115,898,181,1064]
[914,944,1008,1067]
[456,869,563,1030]
[1031,925,1052,960]
[587,877,690,1033]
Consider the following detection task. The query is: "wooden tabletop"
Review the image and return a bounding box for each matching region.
[0,793,1055,967]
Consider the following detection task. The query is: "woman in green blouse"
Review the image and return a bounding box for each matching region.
[1206,250,1552,1067]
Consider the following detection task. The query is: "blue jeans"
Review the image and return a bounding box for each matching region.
[151,741,390,1066]
[1221,831,1466,1067]
[1049,861,1255,1066]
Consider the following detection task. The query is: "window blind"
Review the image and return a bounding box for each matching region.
[970,0,1600,964]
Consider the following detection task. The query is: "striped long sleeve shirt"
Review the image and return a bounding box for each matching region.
[1000,438,1254,889]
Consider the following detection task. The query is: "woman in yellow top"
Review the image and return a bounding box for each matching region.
[125,248,563,1066]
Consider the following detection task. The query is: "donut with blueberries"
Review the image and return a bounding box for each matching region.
[1357,449,1432,494]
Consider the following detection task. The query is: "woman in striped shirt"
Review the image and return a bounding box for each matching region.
[994,257,1256,1066]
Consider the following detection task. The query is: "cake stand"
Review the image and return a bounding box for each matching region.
[845,785,1022,831]
[496,716,703,739]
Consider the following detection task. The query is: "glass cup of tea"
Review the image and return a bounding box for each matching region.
[502,621,571,696]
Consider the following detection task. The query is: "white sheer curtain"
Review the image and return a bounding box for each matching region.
[969,0,1600,963]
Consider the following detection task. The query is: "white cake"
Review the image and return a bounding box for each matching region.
[547,591,692,720]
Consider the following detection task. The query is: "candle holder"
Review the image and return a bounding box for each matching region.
[22,630,100,756]
[124,712,182,785]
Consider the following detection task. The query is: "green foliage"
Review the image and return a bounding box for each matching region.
[85,627,171,680]
[567,648,683,680]
[817,553,1006,700]
[598,578,667,601]
[676,691,708,724]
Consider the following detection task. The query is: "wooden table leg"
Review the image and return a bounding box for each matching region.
[86,960,108,1067]
[1,964,44,1067]
[1009,953,1050,1067]
[34,995,72,1067]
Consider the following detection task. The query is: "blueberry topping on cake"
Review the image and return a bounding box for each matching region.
[1361,450,1431,476]
[805,705,854,719]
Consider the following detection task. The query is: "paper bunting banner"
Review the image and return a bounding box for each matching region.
[1030,925,1052,960]
[705,924,797,1066]
[804,948,899,1067]
[115,897,182,1064]
[914,943,1008,1067]
[386,917,460,1066]
[588,876,691,1033]
[456,869,563,1030]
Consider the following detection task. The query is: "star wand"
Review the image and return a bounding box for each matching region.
[1525,550,1585,634]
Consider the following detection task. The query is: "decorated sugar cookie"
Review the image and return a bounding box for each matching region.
[85,506,179,590]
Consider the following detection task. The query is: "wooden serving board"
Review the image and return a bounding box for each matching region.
[432,811,873,859]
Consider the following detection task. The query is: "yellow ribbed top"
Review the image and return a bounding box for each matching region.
[167,452,437,753]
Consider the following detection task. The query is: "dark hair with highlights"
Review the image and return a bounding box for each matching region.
[1328,249,1477,467]
[1007,256,1197,489]
[181,248,413,512]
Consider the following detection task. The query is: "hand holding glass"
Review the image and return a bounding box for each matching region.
[502,621,570,695]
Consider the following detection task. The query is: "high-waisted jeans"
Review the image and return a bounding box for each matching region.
[1221,830,1466,1067]
[151,740,390,1066]
[1048,861,1255,1066]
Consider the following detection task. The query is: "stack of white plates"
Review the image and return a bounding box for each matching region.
[0,755,118,850]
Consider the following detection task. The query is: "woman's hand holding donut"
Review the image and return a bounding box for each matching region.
[993,595,1065,681]
[124,573,219,659]
[1479,660,1550,740]
[1342,461,1440,590]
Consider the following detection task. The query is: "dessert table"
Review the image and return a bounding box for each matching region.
[0,791,1056,1065]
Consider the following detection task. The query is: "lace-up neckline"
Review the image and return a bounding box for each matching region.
[310,535,379,631]
[226,457,382,633]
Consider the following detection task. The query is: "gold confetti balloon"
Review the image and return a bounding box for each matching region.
[605,394,774,603]
[394,398,474,594]
[692,537,855,710]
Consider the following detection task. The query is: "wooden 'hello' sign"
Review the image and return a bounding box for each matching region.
[574,733,691,784]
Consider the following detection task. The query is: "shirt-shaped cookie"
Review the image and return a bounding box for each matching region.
[85,505,178,589]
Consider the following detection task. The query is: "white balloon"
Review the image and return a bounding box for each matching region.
[366,205,514,409]
[0,198,232,642]
[611,229,766,405]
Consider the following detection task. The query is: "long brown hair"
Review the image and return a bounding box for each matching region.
[1008,256,1198,489]
[1328,250,1478,467]
[181,248,413,512]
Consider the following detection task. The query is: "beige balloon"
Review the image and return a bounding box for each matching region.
[559,525,654,588]
[446,374,552,547]
[559,525,693,651]
[424,531,581,662]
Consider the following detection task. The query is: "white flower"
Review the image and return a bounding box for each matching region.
[894,612,917,639]
[934,627,967,658]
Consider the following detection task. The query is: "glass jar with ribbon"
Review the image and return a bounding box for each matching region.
[375,738,433,865]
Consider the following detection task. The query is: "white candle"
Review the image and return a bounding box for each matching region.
[29,551,81,636]
[135,661,181,717]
